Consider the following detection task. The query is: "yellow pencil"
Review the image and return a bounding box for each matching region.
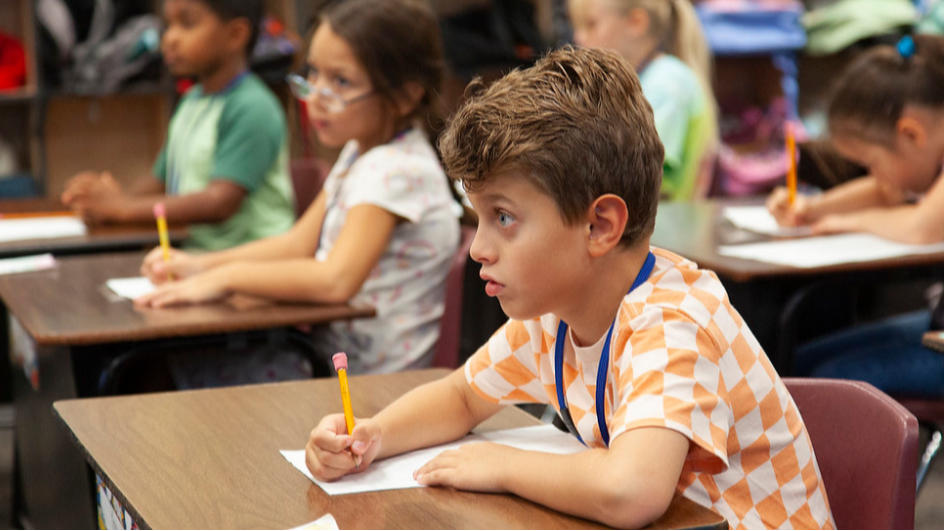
[786,122,797,205]
[333,352,361,467]
[153,202,174,281]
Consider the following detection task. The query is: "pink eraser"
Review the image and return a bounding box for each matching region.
[153,202,166,218]
[332,352,348,371]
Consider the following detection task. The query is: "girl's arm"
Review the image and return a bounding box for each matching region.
[769,176,905,226]
[136,201,397,307]
[814,170,944,244]
[142,191,328,283]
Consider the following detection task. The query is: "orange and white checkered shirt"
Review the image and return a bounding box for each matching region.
[466,248,834,530]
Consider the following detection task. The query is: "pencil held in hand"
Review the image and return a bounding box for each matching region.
[333,352,361,467]
[786,123,797,205]
[153,202,174,281]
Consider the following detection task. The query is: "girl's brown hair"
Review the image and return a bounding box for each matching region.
[320,0,444,132]
[829,34,944,147]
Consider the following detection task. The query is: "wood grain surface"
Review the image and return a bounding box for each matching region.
[0,252,373,346]
[55,369,727,530]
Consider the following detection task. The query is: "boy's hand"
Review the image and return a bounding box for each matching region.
[62,171,123,205]
[414,442,515,493]
[305,414,382,481]
[141,246,203,284]
[766,186,814,227]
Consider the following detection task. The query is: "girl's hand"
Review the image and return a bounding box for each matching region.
[141,246,204,284]
[305,414,382,481]
[414,442,515,493]
[766,187,814,227]
[811,214,857,235]
[133,270,230,308]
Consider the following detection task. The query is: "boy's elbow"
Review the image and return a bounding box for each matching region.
[595,474,674,529]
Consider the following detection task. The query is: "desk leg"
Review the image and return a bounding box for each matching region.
[13,344,95,529]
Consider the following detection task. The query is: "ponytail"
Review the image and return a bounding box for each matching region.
[664,0,717,147]
[829,34,944,146]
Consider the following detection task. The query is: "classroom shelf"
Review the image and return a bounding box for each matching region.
[0,88,38,105]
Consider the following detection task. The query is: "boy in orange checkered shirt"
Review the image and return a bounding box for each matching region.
[305,46,835,529]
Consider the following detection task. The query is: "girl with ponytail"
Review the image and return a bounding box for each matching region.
[770,34,944,399]
[568,0,717,201]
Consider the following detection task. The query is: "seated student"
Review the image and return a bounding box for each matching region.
[768,35,944,397]
[568,0,717,200]
[136,0,459,380]
[304,47,834,530]
[61,0,295,251]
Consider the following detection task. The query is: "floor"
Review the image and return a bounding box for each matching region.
[0,405,939,529]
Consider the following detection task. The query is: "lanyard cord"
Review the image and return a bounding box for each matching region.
[554,251,656,447]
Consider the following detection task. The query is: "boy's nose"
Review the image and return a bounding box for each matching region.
[469,228,494,265]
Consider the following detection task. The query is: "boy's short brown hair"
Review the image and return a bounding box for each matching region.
[438,46,664,246]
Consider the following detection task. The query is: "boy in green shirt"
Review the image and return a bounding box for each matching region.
[62,0,294,251]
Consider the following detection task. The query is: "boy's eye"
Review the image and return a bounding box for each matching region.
[498,211,514,227]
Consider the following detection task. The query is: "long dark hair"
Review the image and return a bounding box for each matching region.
[321,0,444,133]
[829,34,944,147]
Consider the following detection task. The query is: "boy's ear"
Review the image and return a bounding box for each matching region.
[896,116,928,149]
[226,17,252,54]
[394,82,426,118]
[586,194,628,257]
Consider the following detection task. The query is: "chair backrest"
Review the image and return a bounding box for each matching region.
[783,378,919,530]
[290,158,330,217]
[432,226,476,369]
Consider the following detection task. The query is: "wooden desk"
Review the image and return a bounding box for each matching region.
[653,200,944,282]
[0,198,187,259]
[652,200,944,372]
[54,369,727,530]
[1,252,374,530]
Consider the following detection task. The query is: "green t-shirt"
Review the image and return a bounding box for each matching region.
[153,73,295,250]
[640,55,715,201]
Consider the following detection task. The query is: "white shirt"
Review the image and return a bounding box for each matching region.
[313,129,460,373]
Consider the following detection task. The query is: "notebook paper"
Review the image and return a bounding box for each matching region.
[722,206,812,237]
[718,233,944,268]
[281,424,587,495]
[0,253,55,275]
[106,277,156,299]
[0,216,87,243]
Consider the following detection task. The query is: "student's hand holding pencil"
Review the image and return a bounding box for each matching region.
[305,414,382,481]
[141,246,204,284]
[766,186,815,227]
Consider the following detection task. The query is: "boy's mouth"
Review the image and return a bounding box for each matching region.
[482,276,505,297]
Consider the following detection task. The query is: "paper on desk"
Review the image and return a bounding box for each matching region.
[0,253,55,275]
[290,513,339,530]
[106,277,155,299]
[723,206,812,237]
[0,216,86,243]
[281,424,587,495]
[718,233,944,268]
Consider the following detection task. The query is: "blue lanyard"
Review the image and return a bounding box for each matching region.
[554,251,656,447]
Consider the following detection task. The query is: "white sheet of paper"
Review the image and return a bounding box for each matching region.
[718,233,944,268]
[722,206,812,237]
[0,217,87,243]
[106,277,155,299]
[0,253,55,275]
[281,424,587,496]
[290,513,339,530]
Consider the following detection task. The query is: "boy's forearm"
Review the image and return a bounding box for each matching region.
[374,370,501,459]
[499,449,658,529]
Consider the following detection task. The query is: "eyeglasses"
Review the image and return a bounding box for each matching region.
[285,73,376,114]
